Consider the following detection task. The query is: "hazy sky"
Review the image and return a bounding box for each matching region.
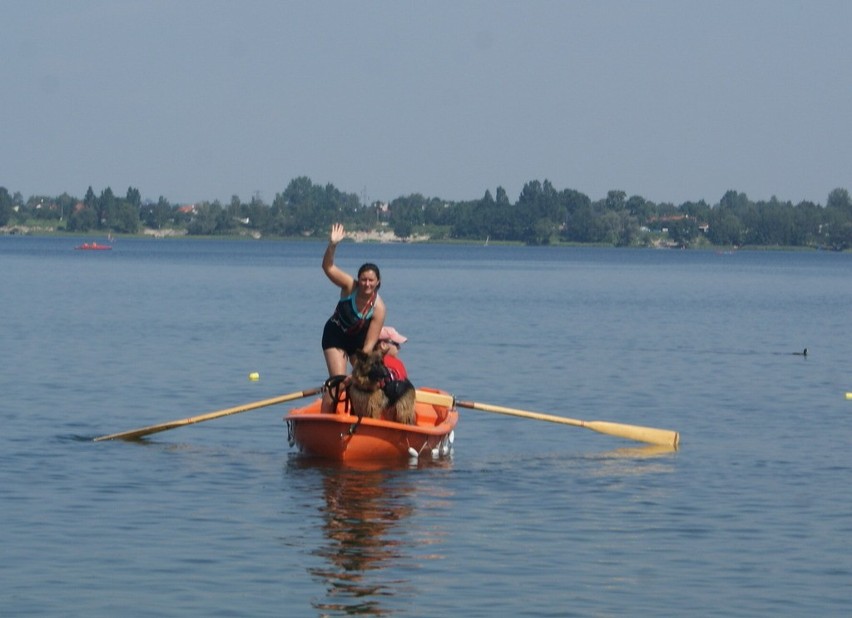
[3,1,850,207]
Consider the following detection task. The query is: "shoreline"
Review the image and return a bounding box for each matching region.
[0,224,835,252]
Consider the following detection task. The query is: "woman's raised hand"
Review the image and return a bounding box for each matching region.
[329,223,345,245]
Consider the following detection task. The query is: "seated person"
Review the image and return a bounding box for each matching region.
[377,326,411,402]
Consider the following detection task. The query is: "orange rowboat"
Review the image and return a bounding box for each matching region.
[284,388,458,462]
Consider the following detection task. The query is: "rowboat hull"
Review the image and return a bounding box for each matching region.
[285,388,458,462]
[75,243,112,251]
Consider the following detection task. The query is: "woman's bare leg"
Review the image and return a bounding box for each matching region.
[322,347,348,413]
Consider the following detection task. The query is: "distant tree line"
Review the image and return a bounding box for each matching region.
[2,178,851,250]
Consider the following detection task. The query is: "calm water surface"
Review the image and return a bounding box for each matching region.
[1,236,850,617]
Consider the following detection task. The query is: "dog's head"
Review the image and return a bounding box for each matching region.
[349,349,389,390]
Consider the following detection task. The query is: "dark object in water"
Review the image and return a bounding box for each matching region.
[793,348,808,357]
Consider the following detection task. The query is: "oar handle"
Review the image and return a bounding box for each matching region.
[413,389,680,447]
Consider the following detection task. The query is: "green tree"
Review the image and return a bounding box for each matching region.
[719,190,750,212]
[667,217,700,247]
[228,195,242,220]
[390,194,427,230]
[706,209,743,246]
[707,191,750,246]
[67,205,97,232]
[826,187,852,214]
[98,187,116,229]
[481,189,515,240]
[605,190,627,211]
[273,176,361,235]
[84,186,97,210]
[186,202,219,235]
[110,200,140,233]
[823,207,852,250]
[55,193,77,225]
[564,201,596,243]
[764,197,797,245]
[268,193,295,235]
[626,194,655,225]
[559,189,593,242]
[420,198,447,227]
[277,177,318,234]
[824,188,852,250]
[125,186,142,209]
[679,200,711,224]
[215,202,237,234]
[452,189,514,240]
[25,195,56,220]
[451,194,486,239]
[392,220,413,239]
[515,180,563,244]
[597,210,624,245]
[793,200,822,246]
[141,197,174,230]
[0,187,12,226]
[244,194,270,231]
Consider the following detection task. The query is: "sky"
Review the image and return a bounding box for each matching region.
[3,0,850,207]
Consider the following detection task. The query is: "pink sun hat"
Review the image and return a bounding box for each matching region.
[379,326,408,345]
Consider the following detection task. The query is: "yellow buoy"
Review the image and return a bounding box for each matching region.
[249,372,260,381]
[846,392,852,400]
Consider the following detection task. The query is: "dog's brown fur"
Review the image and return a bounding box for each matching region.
[348,349,416,424]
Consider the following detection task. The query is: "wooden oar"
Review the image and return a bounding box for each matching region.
[93,387,322,442]
[415,390,679,447]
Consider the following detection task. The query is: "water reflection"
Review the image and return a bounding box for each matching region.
[288,458,451,616]
[598,444,679,460]
[588,443,678,477]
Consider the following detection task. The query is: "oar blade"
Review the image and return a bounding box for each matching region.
[439,394,679,448]
[94,420,186,442]
[94,387,321,442]
[584,421,680,448]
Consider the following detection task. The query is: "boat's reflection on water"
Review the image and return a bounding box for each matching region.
[287,456,452,616]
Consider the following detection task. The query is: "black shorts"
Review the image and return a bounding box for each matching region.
[322,319,368,357]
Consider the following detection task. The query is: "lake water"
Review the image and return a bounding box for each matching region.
[1,236,850,617]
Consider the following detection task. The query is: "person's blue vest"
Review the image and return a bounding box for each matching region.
[330,288,375,334]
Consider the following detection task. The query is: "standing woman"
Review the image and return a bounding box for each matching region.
[321,223,386,412]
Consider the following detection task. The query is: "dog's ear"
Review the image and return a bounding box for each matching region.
[367,363,390,382]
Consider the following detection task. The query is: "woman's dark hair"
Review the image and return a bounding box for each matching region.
[357,263,381,289]
[358,263,381,280]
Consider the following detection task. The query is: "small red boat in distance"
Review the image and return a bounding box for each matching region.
[75,242,112,251]
[285,388,458,463]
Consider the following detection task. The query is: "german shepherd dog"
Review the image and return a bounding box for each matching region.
[348,349,416,424]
